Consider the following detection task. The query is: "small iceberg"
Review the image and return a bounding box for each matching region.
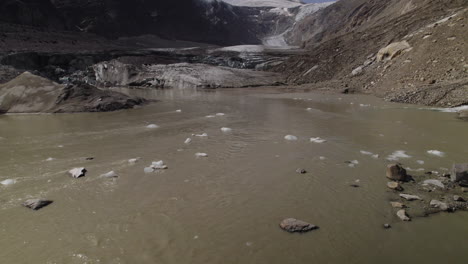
[215,113,225,116]
[221,127,232,133]
[45,157,56,161]
[416,160,425,165]
[184,138,192,144]
[359,104,371,107]
[310,137,326,143]
[146,124,159,129]
[387,150,411,161]
[195,153,208,158]
[151,160,168,169]
[175,109,182,113]
[284,135,298,141]
[427,150,445,157]
[347,160,359,168]
[206,115,215,118]
[1,179,16,186]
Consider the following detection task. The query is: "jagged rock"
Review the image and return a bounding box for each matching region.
[422,179,445,188]
[69,167,87,178]
[400,194,422,201]
[279,218,318,233]
[22,199,53,210]
[386,164,407,181]
[453,195,465,202]
[430,200,449,211]
[377,41,411,61]
[397,209,411,221]
[390,201,406,208]
[387,181,403,191]
[451,164,468,183]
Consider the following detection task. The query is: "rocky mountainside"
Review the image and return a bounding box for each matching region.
[275,0,468,107]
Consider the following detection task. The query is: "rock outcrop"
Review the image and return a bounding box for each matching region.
[0,72,146,114]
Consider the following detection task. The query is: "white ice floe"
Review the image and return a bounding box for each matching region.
[306,108,313,111]
[310,137,326,143]
[284,135,298,141]
[128,158,140,163]
[221,127,232,133]
[427,150,445,157]
[144,167,155,173]
[387,150,412,161]
[319,156,326,160]
[45,157,56,161]
[416,160,425,165]
[1,179,16,186]
[360,150,379,158]
[146,124,159,129]
[100,171,118,178]
[359,104,371,107]
[184,138,192,144]
[194,133,208,137]
[206,115,216,118]
[195,153,208,158]
[423,105,468,113]
[175,109,182,113]
[151,160,168,169]
[348,160,359,167]
[216,113,225,116]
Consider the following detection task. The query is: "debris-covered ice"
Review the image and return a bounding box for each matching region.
[146,124,159,129]
[69,167,87,178]
[387,150,411,161]
[427,150,445,157]
[284,135,298,141]
[310,137,326,143]
[1,179,16,186]
[184,138,192,144]
[221,127,232,133]
[195,153,208,158]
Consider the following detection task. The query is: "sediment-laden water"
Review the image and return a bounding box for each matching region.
[1,88,467,264]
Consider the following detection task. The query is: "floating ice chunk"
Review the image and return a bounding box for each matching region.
[193,235,199,240]
[144,167,155,173]
[387,150,411,161]
[1,179,16,186]
[372,154,379,159]
[423,179,445,188]
[58,145,64,148]
[427,150,445,157]
[319,156,326,160]
[45,157,56,161]
[284,135,298,141]
[310,137,326,143]
[175,109,182,113]
[128,158,140,163]
[195,153,208,158]
[206,115,215,118]
[346,160,359,167]
[100,171,118,178]
[221,127,232,133]
[146,124,159,129]
[360,104,371,107]
[306,108,312,111]
[360,150,373,155]
[184,138,192,144]
[406,167,425,172]
[194,133,208,137]
[69,167,87,178]
[416,160,425,165]
[151,160,168,169]
[215,113,225,116]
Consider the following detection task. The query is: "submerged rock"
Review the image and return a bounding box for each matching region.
[69,167,87,178]
[22,199,53,210]
[397,209,411,221]
[386,164,407,181]
[399,194,422,201]
[451,164,468,183]
[279,218,318,233]
[387,181,403,191]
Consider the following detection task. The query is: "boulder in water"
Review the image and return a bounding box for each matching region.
[279,218,318,233]
[451,164,468,183]
[386,164,407,181]
[22,199,53,210]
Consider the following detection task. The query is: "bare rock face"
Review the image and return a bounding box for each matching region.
[69,167,87,178]
[387,181,403,191]
[22,199,53,210]
[279,218,318,233]
[386,164,407,181]
[451,164,468,183]
[397,209,411,221]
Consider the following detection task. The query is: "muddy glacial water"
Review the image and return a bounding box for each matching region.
[1,88,467,264]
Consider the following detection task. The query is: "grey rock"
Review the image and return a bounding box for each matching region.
[69,167,87,178]
[22,199,53,210]
[279,218,318,233]
[390,201,406,208]
[397,209,411,221]
[453,195,465,202]
[386,164,407,181]
[430,200,449,211]
[451,164,468,182]
[296,168,307,174]
[400,194,422,201]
